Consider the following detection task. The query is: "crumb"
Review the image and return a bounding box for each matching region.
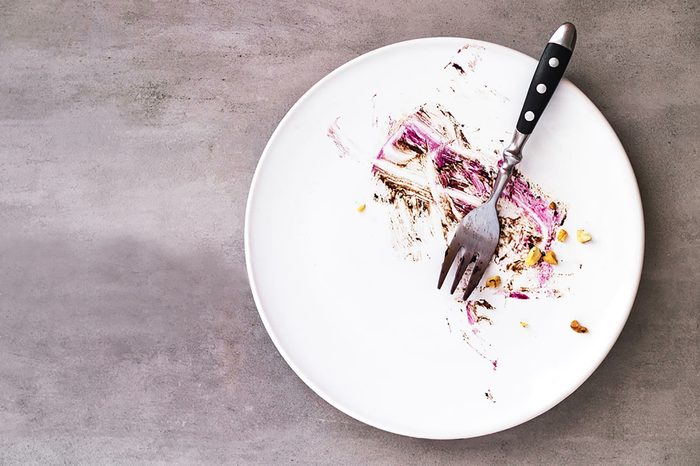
[491,360,498,371]
[570,320,588,333]
[485,275,501,288]
[576,229,592,243]
[557,229,568,242]
[485,389,495,403]
[356,203,366,212]
[451,62,465,74]
[543,250,558,265]
[474,299,494,310]
[520,321,528,328]
[524,247,542,266]
[548,201,556,210]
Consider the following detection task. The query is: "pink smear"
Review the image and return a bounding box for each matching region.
[504,177,566,248]
[509,291,530,300]
[538,263,554,287]
[327,118,349,157]
[466,301,476,325]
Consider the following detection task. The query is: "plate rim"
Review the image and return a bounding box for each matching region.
[244,36,645,439]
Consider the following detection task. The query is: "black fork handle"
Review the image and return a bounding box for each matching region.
[488,23,577,205]
[516,23,576,135]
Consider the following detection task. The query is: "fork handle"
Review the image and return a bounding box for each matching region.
[516,23,576,135]
[487,23,576,206]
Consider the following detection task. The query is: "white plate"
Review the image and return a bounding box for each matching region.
[245,38,644,439]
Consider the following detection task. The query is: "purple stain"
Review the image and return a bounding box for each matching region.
[509,291,530,300]
[327,121,349,157]
[452,198,476,216]
[538,262,554,287]
[401,126,424,148]
[503,174,566,247]
[466,301,476,325]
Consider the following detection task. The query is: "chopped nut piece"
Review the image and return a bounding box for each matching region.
[524,247,542,266]
[485,275,501,288]
[557,229,568,242]
[356,203,366,212]
[548,201,556,210]
[543,250,558,265]
[570,320,588,333]
[520,321,528,328]
[576,229,592,243]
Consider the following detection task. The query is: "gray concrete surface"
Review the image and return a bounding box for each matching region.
[0,0,698,464]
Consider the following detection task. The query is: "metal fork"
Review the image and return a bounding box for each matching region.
[437,23,577,300]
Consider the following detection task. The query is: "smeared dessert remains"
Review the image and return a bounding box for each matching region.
[371,103,567,300]
[466,299,494,325]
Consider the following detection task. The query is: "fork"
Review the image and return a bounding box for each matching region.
[437,23,577,300]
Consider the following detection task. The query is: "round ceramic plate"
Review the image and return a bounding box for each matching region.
[245,38,644,439]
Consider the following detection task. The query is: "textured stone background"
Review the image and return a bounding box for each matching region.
[1,0,698,464]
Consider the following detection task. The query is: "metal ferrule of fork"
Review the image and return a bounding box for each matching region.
[486,130,529,206]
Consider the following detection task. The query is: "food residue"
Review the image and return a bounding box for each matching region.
[576,229,592,243]
[520,321,529,328]
[570,320,588,333]
[543,250,558,265]
[357,203,366,212]
[557,228,569,242]
[485,275,501,288]
[524,247,542,267]
[327,117,349,157]
[466,299,494,325]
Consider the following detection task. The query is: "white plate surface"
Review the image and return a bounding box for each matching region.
[245,38,644,439]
